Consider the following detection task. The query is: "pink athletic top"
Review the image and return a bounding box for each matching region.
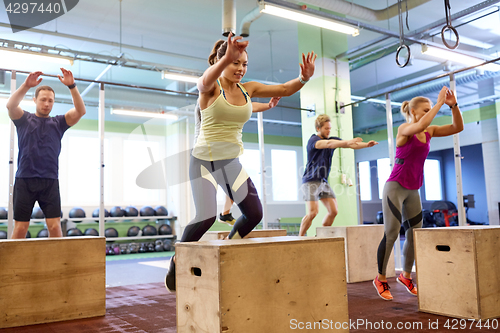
[387,131,431,190]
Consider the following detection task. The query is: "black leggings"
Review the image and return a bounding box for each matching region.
[180,155,263,242]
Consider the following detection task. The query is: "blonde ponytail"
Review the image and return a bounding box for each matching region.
[400,96,432,123]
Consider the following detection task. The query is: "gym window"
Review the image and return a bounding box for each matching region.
[0,124,10,207]
[239,148,262,197]
[424,159,443,201]
[358,161,371,201]
[271,149,298,201]
[123,139,162,204]
[377,158,391,199]
[64,136,111,205]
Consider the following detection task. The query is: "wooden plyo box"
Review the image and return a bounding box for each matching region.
[199,228,287,241]
[0,237,106,329]
[317,225,395,283]
[176,236,349,333]
[415,226,500,320]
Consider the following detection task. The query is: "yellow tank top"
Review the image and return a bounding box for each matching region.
[192,80,253,161]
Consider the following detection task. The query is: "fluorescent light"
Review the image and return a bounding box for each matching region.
[421,45,500,72]
[351,95,402,107]
[0,49,74,66]
[444,35,494,49]
[161,71,200,83]
[259,2,359,36]
[111,108,178,120]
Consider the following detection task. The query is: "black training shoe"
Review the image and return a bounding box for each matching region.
[165,256,176,293]
[219,213,236,226]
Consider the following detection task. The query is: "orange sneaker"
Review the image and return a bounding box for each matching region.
[397,273,417,296]
[373,276,393,301]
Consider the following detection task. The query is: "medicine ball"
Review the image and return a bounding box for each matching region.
[376,211,383,224]
[0,207,7,220]
[155,239,164,252]
[163,239,172,251]
[110,206,124,217]
[112,244,121,255]
[26,230,31,238]
[37,228,49,238]
[84,228,99,236]
[154,205,168,216]
[120,243,129,254]
[128,243,139,254]
[0,230,7,239]
[106,246,115,255]
[127,226,141,237]
[67,228,83,236]
[92,208,110,220]
[105,228,119,238]
[142,225,157,236]
[31,207,45,220]
[124,206,139,217]
[69,207,86,223]
[158,224,172,235]
[139,206,155,217]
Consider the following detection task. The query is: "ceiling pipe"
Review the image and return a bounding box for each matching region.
[390,69,500,101]
[288,0,431,22]
[222,0,236,36]
[240,6,264,37]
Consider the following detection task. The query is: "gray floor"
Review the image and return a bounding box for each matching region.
[106,255,172,287]
[105,239,408,287]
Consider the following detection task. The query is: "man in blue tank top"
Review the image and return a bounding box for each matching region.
[6,69,86,238]
[299,114,377,236]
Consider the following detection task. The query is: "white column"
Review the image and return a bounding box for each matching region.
[449,74,466,226]
[258,112,268,228]
[98,83,106,237]
[7,71,16,238]
[386,93,402,270]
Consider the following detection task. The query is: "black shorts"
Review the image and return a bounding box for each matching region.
[13,178,61,222]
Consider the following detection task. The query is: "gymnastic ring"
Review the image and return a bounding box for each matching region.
[441,25,459,49]
[396,44,411,68]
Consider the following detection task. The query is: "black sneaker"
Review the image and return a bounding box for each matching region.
[219,213,236,226]
[165,256,176,293]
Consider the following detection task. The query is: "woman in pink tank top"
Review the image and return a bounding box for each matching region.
[373,86,464,301]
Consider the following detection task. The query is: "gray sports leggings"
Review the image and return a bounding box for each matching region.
[180,155,263,242]
[377,181,423,275]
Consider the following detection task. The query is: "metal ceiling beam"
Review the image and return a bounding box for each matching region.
[0,22,206,63]
[343,1,500,69]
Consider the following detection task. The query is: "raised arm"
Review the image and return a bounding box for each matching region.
[398,86,448,137]
[60,68,86,127]
[315,137,363,149]
[197,33,248,95]
[349,140,378,150]
[252,97,281,113]
[428,89,464,137]
[6,71,43,120]
[243,52,317,98]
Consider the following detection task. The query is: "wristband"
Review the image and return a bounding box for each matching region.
[68,83,76,90]
[449,103,458,109]
[299,75,308,85]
